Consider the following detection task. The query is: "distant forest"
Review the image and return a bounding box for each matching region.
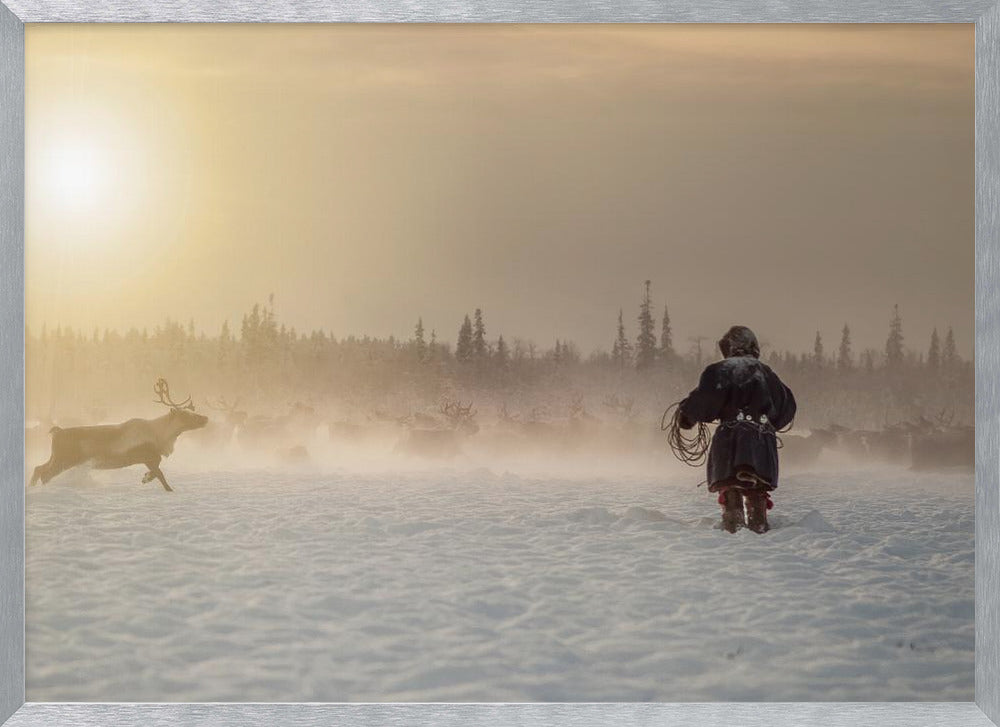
[26,282,972,430]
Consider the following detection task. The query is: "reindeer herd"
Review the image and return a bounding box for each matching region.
[26,380,973,492]
[779,410,973,472]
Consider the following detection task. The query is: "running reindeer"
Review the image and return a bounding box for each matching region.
[30,378,208,492]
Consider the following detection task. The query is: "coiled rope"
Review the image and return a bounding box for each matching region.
[660,401,712,467]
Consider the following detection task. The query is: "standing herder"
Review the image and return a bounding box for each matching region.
[676,326,796,533]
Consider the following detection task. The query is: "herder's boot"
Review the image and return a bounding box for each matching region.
[745,491,771,534]
[720,489,746,533]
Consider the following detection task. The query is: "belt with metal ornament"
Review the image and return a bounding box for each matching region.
[719,412,774,431]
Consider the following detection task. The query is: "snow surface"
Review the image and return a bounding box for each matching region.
[25,456,973,702]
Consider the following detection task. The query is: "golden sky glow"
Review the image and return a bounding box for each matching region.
[26,24,973,355]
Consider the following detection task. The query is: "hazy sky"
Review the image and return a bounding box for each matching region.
[25,24,973,357]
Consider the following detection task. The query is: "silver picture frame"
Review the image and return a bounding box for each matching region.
[1,2,998,725]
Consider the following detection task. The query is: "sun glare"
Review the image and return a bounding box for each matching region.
[28,116,156,263]
[39,141,107,210]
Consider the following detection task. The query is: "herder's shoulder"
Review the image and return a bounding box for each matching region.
[715,355,767,377]
[697,360,727,384]
[696,357,754,388]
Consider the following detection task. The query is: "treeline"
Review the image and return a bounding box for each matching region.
[25,287,972,430]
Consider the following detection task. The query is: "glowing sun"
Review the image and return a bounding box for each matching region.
[39,141,109,211]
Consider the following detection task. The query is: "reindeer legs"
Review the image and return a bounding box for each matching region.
[30,457,64,486]
[139,449,173,492]
[30,460,50,486]
[30,438,78,486]
[142,465,172,492]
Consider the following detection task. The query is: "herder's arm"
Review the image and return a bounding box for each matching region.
[678,366,726,430]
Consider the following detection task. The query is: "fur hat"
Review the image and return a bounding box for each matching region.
[718,325,760,358]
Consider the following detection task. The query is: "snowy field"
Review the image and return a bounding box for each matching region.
[25,452,973,702]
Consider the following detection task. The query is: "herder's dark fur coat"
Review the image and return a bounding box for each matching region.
[679,356,797,489]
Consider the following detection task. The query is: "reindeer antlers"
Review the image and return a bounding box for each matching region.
[440,399,476,420]
[935,407,956,427]
[153,378,195,411]
[208,395,241,413]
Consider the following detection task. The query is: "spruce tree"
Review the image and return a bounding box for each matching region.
[414,318,427,362]
[660,304,675,363]
[943,327,957,370]
[635,280,657,370]
[612,309,631,371]
[456,315,473,363]
[885,304,904,371]
[927,328,941,371]
[813,331,824,368]
[863,349,876,373]
[219,320,233,366]
[692,336,706,368]
[837,324,852,371]
[495,335,509,369]
[472,308,487,362]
